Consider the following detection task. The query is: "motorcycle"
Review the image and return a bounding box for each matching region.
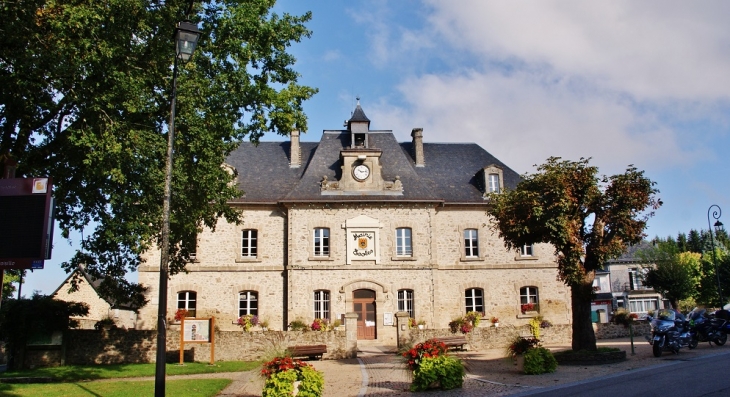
[646,308,697,357]
[687,308,728,346]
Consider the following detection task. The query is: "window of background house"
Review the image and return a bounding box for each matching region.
[521,244,533,257]
[313,228,330,257]
[184,232,198,260]
[465,288,484,313]
[241,229,257,257]
[488,173,500,193]
[396,228,412,257]
[398,289,414,318]
[314,290,330,320]
[628,268,647,290]
[239,291,258,316]
[177,291,197,317]
[464,229,479,257]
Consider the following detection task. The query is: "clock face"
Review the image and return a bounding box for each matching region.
[353,164,370,181]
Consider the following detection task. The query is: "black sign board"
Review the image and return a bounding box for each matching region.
[0,178,54,269]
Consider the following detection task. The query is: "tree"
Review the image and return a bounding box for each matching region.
[640,244,700,309]
[0,294,89,370]
[1,270,22,301]
[0,1,317,306]
[487,157,660,351]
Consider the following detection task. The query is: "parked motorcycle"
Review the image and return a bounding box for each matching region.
[687,308,728,346]
[646,308,697,357]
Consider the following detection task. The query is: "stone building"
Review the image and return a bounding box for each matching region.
[53,267,140,330]
[137,102,571,345]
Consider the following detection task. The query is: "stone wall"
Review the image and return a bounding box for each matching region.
[401,324,572,351]
[593,321,651,339]
[23,329,350,368]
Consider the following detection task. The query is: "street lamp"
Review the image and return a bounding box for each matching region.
[707,205,724,306]
[155,20,201,397]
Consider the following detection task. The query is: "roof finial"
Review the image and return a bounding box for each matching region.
[356,96,360,104]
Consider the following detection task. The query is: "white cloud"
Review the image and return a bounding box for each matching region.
[425,0,730,101]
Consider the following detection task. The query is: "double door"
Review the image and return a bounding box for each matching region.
[353,289,376,340]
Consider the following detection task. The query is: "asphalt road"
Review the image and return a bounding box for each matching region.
[510,350,730,397]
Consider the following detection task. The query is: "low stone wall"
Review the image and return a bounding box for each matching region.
[401,324,572,351]
[593,322,651,339]
[26,329,350,368]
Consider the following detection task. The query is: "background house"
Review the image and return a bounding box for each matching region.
[52,267,139,329]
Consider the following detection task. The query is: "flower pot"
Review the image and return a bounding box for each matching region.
[493,322,499,327]
[514,355,525,373]
[292,380,301,396]
[418,324,424,330]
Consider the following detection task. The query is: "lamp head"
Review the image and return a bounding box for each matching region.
[175,21,201,62]
[714,220,724,234]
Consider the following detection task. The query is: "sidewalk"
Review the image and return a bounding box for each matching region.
[218,337,730,396]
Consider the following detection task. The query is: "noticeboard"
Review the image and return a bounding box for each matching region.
[0,178,55,269]
[181,318,211,343]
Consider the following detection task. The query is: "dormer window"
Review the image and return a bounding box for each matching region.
[482,164,504,197]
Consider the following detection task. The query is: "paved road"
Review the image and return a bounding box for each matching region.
[509,351,730,397]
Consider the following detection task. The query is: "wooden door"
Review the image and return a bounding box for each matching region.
[353,289,376,340]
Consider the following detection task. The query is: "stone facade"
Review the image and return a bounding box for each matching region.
[134,102,573,348]
[52,269,139,330]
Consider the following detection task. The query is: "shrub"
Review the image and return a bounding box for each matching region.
[506,335,541,359]
[261,356,324,397]
[523,347,558,375]
[402,339,448,371]
[311,318,329,331]
[410,355,465,392]
[612,309,636,327]
[288,319,309,331]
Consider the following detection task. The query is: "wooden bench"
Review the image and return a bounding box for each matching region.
[435,336,468,351]
[287,344,327,360]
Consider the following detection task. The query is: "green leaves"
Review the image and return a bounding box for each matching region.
[1,1,316,306]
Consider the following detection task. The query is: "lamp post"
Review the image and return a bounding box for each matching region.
[155,20,200,397]
[707,204,724,306]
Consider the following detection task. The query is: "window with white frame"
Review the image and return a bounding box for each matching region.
[464,229,479,258]
[629,298,658,314]
[465,288,484,313]
[488,173,500,193]
[238,291,258,316]
[184,232,198,260]
[313,228,330,257]
[314,290,330,320]
[177,291,197,317]
[395,228,412,257]
[520,286,539,313]
[398,289,414,318]
[520,244,533,257]
[241,229,257,258]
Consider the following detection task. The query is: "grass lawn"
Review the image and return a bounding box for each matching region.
[0,361,260,382]
[0,378,232,397]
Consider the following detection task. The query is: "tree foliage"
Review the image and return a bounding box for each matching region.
[0,294,89,369]
[487,157,660,350]
[639,242,700,309]
[0,1,317,305]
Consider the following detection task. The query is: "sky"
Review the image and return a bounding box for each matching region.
[20,0,730,296]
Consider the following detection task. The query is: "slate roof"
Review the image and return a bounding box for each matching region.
[226,108,521,204]
[52,267,140,310]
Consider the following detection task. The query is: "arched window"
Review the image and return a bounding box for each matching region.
[239,291,258,316]
[177,291,197,317]
[314,290,330,320]
[465,288,484,313]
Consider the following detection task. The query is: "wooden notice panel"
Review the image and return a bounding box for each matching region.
[179,317,215,365]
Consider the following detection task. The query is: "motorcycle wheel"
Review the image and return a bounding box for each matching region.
[715,332,727,346]
[653,342,662,357]
[688,336,699,349]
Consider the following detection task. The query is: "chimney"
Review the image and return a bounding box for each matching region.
[411,128,424,167]
[290,130,300,168]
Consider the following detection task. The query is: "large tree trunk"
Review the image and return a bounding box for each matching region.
[571,279,597,351]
